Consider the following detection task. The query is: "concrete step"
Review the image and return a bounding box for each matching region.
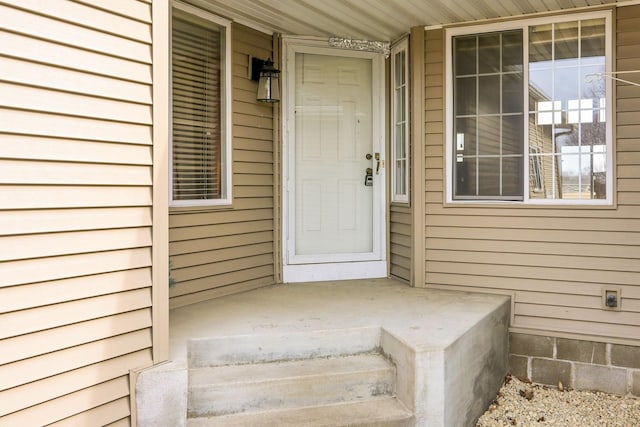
[187,396,414,427]
[188,327,382,368]
[188,353,395,418]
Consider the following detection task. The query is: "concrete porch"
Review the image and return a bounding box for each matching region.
[136,279,511,426]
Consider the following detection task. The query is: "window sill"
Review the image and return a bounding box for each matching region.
[443,199,617,210]
[169,201,235,214]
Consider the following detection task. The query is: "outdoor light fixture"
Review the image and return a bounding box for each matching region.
[251,57,280,103]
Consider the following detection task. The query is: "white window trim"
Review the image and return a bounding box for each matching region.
[445,10,613,205]
[391,38,410,203]
[169,1,233,207]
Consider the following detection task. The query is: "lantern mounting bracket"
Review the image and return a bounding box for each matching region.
[251,57,269,81]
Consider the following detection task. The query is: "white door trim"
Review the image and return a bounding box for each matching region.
[281,37,387,282]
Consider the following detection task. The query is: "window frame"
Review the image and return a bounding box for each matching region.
[445,10,613,205]
[169,0,233,207]
[391,37,410,203]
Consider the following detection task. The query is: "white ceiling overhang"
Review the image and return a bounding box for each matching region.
[189,0,635,41]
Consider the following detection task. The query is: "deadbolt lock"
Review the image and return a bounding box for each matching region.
[364,167,373,186]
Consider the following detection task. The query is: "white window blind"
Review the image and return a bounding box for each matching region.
[171,10,224,202]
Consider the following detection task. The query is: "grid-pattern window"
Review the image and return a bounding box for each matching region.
[391,39,409,203]
[171,2,231,206]
[448,11,611,204]
[452,30,524,200]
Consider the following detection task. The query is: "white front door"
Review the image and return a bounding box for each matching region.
[283,41,386,282]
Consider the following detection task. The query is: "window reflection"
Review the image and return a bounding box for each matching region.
[567,99,593,124]
[528,18,606,200]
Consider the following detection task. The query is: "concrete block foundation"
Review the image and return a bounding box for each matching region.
[611,344,640,370]
[509,354,528,380]
[531,358,571,387]
[510,333,640,396]
[574,363,628,395]
[556,338,607,365]
[510,334,554,358]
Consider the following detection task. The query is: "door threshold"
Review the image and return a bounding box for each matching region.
[283,261,387,283]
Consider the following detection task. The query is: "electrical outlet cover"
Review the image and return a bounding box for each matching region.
[601,287,621,311]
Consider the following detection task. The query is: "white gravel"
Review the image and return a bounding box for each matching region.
[476,375,640,427]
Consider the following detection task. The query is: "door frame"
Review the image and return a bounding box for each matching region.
[281,36,387,283]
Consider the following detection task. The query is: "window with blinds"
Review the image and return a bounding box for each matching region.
[171,4,230,206]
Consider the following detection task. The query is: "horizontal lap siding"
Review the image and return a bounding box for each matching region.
[390,205,411,281]
[169,24,275,308]
[0,1,154,425]
[423,10,640,343]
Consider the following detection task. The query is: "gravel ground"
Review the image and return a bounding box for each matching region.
[476,375,640,427]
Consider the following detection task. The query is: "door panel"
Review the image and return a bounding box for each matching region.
[282,41,386,282]
[294,53,373,257]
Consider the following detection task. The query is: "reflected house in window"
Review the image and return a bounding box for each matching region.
[528,18,607,200]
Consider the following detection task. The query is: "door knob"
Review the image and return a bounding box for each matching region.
[365,153,372,160]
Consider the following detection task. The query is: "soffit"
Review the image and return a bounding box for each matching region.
[195,0,629,40]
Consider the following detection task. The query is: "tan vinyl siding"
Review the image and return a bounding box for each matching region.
[390,205,412,281]
[169,23,275,308]
[424,29,445,221]
[0,1,153,425]
[423,8,640,343]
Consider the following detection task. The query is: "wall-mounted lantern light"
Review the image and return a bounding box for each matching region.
[251,57,280,103]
